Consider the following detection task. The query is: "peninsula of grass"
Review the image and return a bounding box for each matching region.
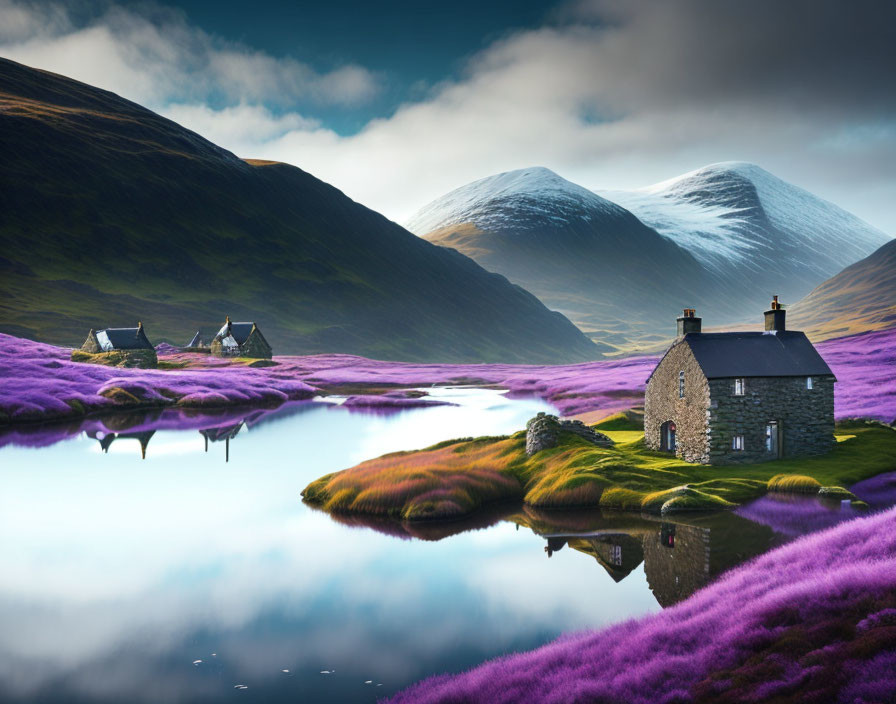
[301,416,896,521]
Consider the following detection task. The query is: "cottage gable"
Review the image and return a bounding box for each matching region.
[210,316,273,359]
[82,322,153,353]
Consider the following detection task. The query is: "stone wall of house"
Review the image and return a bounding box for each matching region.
[644,341,711,463]
[81,330,100,354]
[706,376,835,464]
[241,329,272,359]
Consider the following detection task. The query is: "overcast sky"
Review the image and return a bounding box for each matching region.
[1,0,894,234]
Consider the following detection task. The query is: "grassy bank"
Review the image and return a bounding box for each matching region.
[301,417,896,520]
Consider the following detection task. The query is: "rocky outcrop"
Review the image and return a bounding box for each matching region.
[525,412,614,455]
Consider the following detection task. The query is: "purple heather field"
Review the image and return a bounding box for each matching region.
[0,327,894,425]
[390,505,896,704]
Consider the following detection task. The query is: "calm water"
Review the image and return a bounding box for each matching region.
[0,388,892,703]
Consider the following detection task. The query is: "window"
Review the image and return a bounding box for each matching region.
[732,435,745,451]
[678,371,685,398]
[610,544,623,566]
[806,376,813,390]
[766,421,781,456]
[734,378,745,396]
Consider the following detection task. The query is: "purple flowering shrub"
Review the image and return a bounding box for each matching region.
[0,333,315,422]
[1,326,894,424]
[390,506,896,704]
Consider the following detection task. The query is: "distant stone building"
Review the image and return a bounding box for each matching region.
[77,322,157,368]
[210,316,272,359]
[185,330,207,349]
[644,298,835,465]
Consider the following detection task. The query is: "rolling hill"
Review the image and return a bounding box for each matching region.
[0,58,599,363]
[410,167,733,354]
[788,238,896,340]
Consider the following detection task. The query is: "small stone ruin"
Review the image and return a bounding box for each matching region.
[525,412,614,456]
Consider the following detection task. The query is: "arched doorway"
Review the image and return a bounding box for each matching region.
[660,421,676,452]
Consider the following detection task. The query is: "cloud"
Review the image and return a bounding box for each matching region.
[0,0,380,108]
[1,0,894,233]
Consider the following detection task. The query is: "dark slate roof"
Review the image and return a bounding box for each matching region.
[97,326,153,350]
[215,322,256,345]
[683,331,835,379]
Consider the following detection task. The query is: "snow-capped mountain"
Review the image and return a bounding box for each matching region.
[600,162,890,306]
[409,163,891,353]
[407,167,731,355]
[407,167,628,235]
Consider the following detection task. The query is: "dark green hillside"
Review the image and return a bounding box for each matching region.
[0,58,599,363]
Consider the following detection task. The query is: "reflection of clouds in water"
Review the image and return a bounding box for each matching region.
[0,510,649,700]
[0,391,573,701]
[463,528,659,635]
[346,388,552,465]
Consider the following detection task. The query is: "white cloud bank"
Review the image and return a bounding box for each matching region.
[1,0,894,233]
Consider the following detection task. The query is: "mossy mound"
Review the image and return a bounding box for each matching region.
[71,348,157,369]
[640,485,735,514]
[817,486,858,501]
[767,474,822,494]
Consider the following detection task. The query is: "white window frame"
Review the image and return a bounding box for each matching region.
[806,376,813,390]
[732,435,745,451]
[678,371,685,398]
[734,378,745,396]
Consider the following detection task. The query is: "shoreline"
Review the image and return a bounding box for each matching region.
[301,419,896,523]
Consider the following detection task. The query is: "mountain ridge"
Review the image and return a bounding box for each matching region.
[788,238,896,341]
[412,164,890,353]
[0,57,599,364]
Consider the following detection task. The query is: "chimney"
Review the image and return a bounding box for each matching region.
[764,295,786,332]
[677,308,702,337]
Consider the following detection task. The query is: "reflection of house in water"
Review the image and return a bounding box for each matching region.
[642,523,711,606]
[535,512,776,607]
[86,430,156,459]
[199,422,244,462]
[543,529,649,583]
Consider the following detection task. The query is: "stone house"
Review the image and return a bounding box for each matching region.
[78,322,157,367]
[644,298,835,465]
[81,321,153,354]
[210,316,272,359]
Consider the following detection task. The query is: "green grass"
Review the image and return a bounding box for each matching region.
[302,421,896,520]
[767,474,822,493]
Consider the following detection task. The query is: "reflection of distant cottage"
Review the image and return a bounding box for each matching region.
[87,430,155,459]
[211,316,272,359]
[199,422,244,462]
